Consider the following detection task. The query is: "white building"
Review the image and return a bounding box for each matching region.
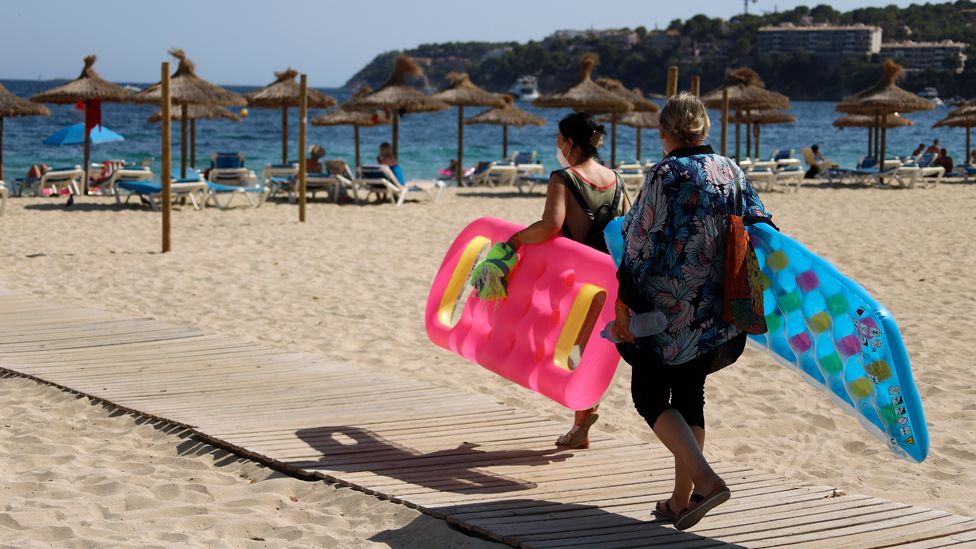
[880,40,967,73]
[757,23,882,58]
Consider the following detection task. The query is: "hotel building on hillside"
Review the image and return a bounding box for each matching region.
[879,40,967,73]
[757,23,882,58]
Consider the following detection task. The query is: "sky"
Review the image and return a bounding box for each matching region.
[0,0,918,88]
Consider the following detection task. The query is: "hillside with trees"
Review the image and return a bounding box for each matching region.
[344,1,976,100]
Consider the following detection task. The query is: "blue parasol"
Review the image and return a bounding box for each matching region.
[43,123,124,146]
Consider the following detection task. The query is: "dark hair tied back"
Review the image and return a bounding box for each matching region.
[559,112,605,160]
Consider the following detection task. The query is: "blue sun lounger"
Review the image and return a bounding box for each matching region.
[116,172,208,211]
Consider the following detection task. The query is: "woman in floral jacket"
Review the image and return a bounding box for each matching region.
[611,92,769,530]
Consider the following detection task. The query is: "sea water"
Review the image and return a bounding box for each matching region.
[0,79,965,185]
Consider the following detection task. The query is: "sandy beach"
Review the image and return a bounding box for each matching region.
[1,181,974,545]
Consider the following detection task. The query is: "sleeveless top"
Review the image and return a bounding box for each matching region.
[554,167,623,244]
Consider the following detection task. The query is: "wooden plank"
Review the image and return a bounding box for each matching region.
[892,525,976,548]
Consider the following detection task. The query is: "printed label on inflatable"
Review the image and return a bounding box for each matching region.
[425,217,621,410]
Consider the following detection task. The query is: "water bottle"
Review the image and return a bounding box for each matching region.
[600,311,668,343]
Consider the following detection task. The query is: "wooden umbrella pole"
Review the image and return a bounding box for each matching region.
[873,114,880,159]
[354,125,361,170]
[161,62,172,254]
[691,76,700,97]
[636,127,641,162]
[755,125,760,159]
[720,89,729,157]
[745,115,751,160]
[180,104,188,178]
[967,127,971,167]
[282,106,288,164]
[666,66,678,98]
[456,106,464,187]
[867,126,873,158]
[735,110,741,162]
[190,118,196,169]
[298,74,307,223]
[880,113,888,176]
[392,111,399,159]
[83,100,91,196]
[502,125,508,159]
[611,117,617,167]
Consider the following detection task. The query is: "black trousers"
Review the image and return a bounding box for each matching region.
[622,333,747,430]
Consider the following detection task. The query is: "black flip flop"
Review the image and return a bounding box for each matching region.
[674,487,731,531]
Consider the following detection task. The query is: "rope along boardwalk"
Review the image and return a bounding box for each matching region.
[1,291,973,548]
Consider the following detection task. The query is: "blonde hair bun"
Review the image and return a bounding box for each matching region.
[659,92,711,146]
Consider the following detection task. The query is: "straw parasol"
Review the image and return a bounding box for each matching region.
[342,54,449,159]
[0,84,50,181]
[603,111,660,162]
[534,53,633,165]
[311,86,390,169]
[245,68,337,164]
[731,109,796,159]
[465,94,544,159]
[933,101,976,165]
[137,49,247,178]
[29,55,135,194]
[835,113,914,158]
[595,77,657,166]
[836,59,933,167]
[147,104,242,168]
[431,72,505,185]
[701,67,790,161]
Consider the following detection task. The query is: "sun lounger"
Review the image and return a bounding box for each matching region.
[354,165,444,206]
[15,166,84,197]
[510,151,544,176]
[116,172,209,211]
[0,181,7,216]
[263,163,299,200]
[615,163,645,193]
[468,161,518,188]
[206,166,268,209]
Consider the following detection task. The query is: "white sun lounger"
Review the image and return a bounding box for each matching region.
[0,180,7,216]
[354,165,445,207]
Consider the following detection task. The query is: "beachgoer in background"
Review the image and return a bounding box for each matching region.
[804,144,826,179]
[26,163,48,180]
[377,142,405,185]
[926,139,941,155]
[504,112,626,450]
[969,149,976,167]
[614,92,770,530]
[934,148,953,174]
[911,143,926,158]
[306,144,325,174]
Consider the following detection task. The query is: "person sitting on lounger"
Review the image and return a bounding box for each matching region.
[911,143,926,158]
[934,148,953,174]
[926,139,941,155]
[970,149,976,167]
[306,144,325,174]
[804,144,827,179]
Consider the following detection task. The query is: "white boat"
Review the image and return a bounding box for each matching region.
[123,84,142,93]
[918,87,944,106]
[509,76,540,101]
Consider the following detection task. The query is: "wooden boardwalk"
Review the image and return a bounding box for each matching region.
[1,290,973,548]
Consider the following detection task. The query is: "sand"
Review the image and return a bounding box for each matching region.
[1,181,974,546]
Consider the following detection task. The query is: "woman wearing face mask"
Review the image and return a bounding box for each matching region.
[505,112,625,450]
[613,92,770,530]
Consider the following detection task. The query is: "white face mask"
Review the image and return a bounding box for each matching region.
[556,143,571,167]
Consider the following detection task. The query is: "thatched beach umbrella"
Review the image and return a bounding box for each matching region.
[431,72,505,185]
[596,78,657,167]
[731,109,795,159]
[29,55,134,194]
[934,102,976,164]
[836,59,932,167]
[0,84,50,181]
[534,53,633,165]
[342,55,449,159]
[835,113,914,158]
[612,111,660,162]
[465,94,544,159]
[311,87,390,170]
[702,68,790,161]
[137,49,247,178]
[245,68,337,164]
[147,104,242,168]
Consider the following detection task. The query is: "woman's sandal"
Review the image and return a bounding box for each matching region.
[652,499,677,521]
[555,412,600,449]
[674,486,731,531]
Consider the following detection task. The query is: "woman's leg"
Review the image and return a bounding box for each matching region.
[662,359,724,500]
[669,426,705,510]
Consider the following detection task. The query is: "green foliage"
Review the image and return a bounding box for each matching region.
[344,2,976,100]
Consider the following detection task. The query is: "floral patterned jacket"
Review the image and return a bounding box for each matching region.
[618,145,770,365]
